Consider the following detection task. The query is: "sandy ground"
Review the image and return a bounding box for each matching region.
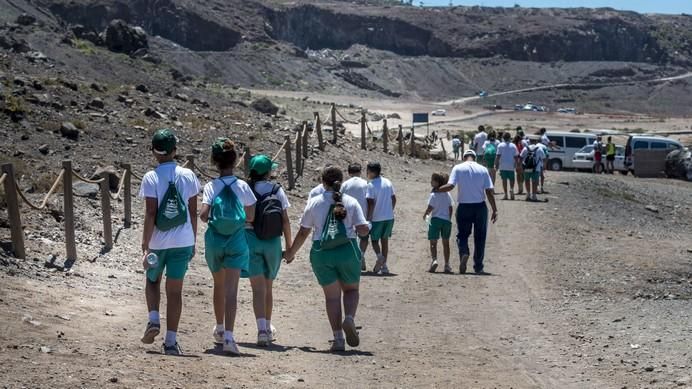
[1,156,691,388]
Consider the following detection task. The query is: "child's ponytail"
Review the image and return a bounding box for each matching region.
[322,167,347,221]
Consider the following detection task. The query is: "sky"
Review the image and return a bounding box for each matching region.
[424,1,692,15]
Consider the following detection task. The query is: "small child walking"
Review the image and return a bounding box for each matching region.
[423,173,454,274]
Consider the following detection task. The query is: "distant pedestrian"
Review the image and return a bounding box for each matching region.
[472,125,488,166]
[605,136,616,174]
[513,134,525,195]
[341,163,370,271]
[366,162,396,275]
[200,138,257,355]
[593,136,604,174]
[437,150,498,275]
[423,173,454,274]
[520,136,546,202]
[139,129,201,356]
[283,167,370,352]
[245,155,292,347]
[452,135,462,161]
[496,132,519,200]
[482,130,500,185]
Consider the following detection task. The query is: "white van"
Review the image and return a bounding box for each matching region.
[544,132,597,171]
[624,135,683,172]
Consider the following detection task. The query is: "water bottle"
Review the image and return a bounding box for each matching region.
[146,253,159,268]
[424,215,432,229]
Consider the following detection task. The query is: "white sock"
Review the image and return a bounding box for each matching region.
[333,330,344,340]
[257,318,267,332]
[164,330,176,347]
[215,324,224,333]
[224,330,234,341]
[266,320,272,330]
[148,311,160,325]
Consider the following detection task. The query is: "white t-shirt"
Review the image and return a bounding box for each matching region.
[366,176,396,222]
[447,161,493,204]
[541,134,551,146]
[202,176,257,208]
[473,132,488,155]
[428,192,454,221]
[139,162,201,250]
[341,176,368,216]
[452,138,461,149]
[251,180,290,210]
[300,192,367,241]
[520,145,546,172]
[497,142,519,171]
[309,184,325,198]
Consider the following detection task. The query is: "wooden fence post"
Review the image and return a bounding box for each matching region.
[331,103,337,145]
[186,155,195,168]
[315,113,324,151]
[99,178,113,249]
[284,135,295,190]
[62,160,77,261]
[383,119,389,153]
[302,122,309,159]
[398,125,404,156]
[244,147,251,177]
[1,163,26,259]
[360,112,366,150]
[123,163,132,228]
[295,131,302,177]
[440,138,447,161]
[410,127,416,157]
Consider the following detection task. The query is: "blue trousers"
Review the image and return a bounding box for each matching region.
[456,202,488,272]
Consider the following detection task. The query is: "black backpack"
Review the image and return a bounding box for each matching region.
[523,146,539,171]
[252,183,284,240]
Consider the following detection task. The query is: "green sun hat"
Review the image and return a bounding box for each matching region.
[211,137,231,157]
[249,154,278,175]
[152,129,177,155]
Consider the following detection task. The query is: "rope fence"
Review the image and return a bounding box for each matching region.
[0,172,6,187]
[14,169,65,211]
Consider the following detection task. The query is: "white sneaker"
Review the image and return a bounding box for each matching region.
[257,330,271,347]
[223,337,240,356]
[381,264,390,275]
[213,327,224,344]
[270,324,277,342]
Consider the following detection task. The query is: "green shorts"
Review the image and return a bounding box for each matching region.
[484,155,496,167]
[427,217,452,240]
[370,219,394,241]
[500,170,516,180]
[310,240,361,286]
[146,246,194,282]
[243,230,282,280]
[204,228,249,273]
[524,170,540,181]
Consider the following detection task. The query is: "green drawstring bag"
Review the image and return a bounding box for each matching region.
[319,205,350,250]
[156,179,188,231]
[208,178,246,236]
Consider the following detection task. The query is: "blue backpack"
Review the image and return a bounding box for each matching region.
[208,178,246,236]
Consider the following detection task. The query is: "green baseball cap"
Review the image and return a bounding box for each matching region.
[211,137,231,157]
[249,154,278,175]
[152,129,177,155]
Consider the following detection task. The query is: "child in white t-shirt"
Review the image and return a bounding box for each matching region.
[423,173,454,274]
[366,162,396,275]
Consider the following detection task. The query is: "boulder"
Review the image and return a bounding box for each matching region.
[251,98,279,115]
[87,98,105,110]
[665,148,692,181]
[91,166,120,191]
[38,144,50,155]
[135,84,149,93]
[73,182,98,198]
[144,108,166,119]
[60,122,79,140]
[16,14,36,26]
[70,25,102,45]
[104,19,148,55]
[174,93,189,102]
[191,98,209,108]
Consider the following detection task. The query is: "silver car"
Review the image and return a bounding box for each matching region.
[572,145,627,173]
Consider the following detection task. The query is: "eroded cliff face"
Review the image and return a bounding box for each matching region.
[47,0,242,51]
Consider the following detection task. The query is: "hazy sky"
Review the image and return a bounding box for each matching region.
[425,1,692,14]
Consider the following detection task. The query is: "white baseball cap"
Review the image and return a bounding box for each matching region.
[463,150,477,159]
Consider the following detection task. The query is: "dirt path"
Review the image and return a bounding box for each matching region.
[3,165,691,387]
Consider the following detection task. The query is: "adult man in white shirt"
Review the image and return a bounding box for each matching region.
[495,132,520,200]
[366,162,396,275]
[437,150,498,275]
[472,126,488,165]
[341,163,370,270]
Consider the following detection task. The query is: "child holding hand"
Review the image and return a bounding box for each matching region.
[423,173,454,274]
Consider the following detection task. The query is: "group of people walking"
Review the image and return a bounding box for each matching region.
[139,129,396,356]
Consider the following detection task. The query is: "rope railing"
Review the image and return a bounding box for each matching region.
[272,139,289,162]
[72,170,106,185]
[130,169,144,181]
[0,173,6,187]
[14,169,65,211]
[109,171,128,200]
[335,107,359,125]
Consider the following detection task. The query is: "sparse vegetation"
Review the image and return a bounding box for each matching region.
[72,39,96,55]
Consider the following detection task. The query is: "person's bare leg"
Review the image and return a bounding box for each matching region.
[341,282,359,318]
[165,278,184,332]
[502,178,508,196]
[145,276,162,313]
[211,271,225,326]
[359,238,369,256]
[371,239,381,256]
[442,239,451,265]
[265,279,274,322]
[429,239,438,260]
[532,179,539,198]
[223,268,241,331]
[382,239,389,262]
[322,282,343,331]
[249,275,266,322]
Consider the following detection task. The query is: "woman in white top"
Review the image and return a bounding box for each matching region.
[284,167,370,352]
[200,138,257,356]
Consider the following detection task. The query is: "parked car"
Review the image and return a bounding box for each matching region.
[544,131,598,171]
[431,109,447,116]
[664,147,692,181]
[624,135,683,173]
[572,145,627,173]
[557,108,577,114]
